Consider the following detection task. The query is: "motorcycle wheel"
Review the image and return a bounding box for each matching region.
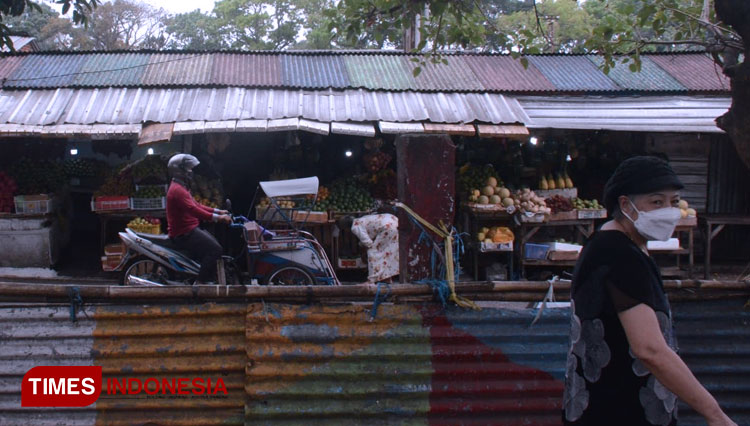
[263,265,315,286]
[120,257,172,286]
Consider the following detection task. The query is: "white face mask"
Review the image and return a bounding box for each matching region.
[623,200,682,241]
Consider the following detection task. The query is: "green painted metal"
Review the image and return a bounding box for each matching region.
[72,53,151,87]
[344,54,417,91]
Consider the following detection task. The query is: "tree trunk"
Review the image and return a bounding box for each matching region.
[714,0,750,169]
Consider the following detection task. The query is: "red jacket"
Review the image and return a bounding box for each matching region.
[167,181,215,238]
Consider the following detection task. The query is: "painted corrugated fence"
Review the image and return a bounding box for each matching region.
[1,299,748,425]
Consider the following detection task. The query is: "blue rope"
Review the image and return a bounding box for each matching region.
[370,282,391,320]
[68,287,83,323]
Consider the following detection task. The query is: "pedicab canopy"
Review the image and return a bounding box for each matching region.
[259,177,319,198]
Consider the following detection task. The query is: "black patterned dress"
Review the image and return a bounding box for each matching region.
[563,231,679,426]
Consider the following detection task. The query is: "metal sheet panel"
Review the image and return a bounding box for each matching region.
[141,53,213,86]
[464,56,557,92]
[0,55,24,81]
[649,54,730,92]
[519,95,730,133]
[282,55,349,88]
[588,56,686,91]
[210,53,281,87]
[405,57,484,92]
[3,54,88,88]
[0,303,246,425]
[344,54,416,91]
[71,53,150,87]
[528,56,620,92]
[0,88,530,127]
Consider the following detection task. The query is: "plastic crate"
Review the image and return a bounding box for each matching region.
[524,243,550,260]
[14,194,56,214]
[92,196,130,211]
[131,197,166,210]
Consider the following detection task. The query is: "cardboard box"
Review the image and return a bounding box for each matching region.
[547,250,579,261]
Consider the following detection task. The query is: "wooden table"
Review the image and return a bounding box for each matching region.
[517,219,595,278]
[700,215,750,279]
[649,220,696,278]
[461,207,515,281]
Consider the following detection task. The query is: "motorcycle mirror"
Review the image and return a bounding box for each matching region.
[225,199,232,213]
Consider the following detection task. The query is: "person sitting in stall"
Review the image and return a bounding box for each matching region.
[342,206,400,284]
[166,153,231,284]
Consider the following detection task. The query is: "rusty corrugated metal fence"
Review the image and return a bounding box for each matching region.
[1,299,748,425]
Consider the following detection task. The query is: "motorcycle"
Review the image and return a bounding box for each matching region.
[115,177,339,286]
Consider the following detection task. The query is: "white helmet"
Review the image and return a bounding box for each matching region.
[168,153,199,181]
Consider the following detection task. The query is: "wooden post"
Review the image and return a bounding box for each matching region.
[396,134,456,282]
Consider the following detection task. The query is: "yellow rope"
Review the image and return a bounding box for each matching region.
[395,202,480,310]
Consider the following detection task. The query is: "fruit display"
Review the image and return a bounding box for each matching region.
[368,169,397,200]
[257,197,294,209]
[512,188,551,215]
[679,200,697,218]
[477,226,514,244]
[10,158,66,194]
[0,171,18,213]
[363,151,392,173]
[132,156,168,183]
[64,158,99,177]
[572,198,602,210]
[194,195,220,209]
[192,175,223,207]
[539,172,574,190]
[127,216,162,234]
[545,195,575,214]
[322,180,374,212]
[467,177,513,207]
[134,185,165,199]
[458,163,501,197]
[94,173,134,197]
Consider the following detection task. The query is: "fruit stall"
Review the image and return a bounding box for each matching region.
[0,159,71,267]
[455,135,700,280]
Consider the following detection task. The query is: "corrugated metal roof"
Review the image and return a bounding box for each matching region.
[588,56,686,91]
[519,95,730,133]
[0,51,731,94]
[649,54,730,92]
[465,56,557,92]
[404,57,485,92]
[4,54,88,88]
[0,55,24,82]
[141,53,213,86]
[528,56,621,91]
[210,53,281,86]
[0,88,529,126]
[343,54,416,91]
[282,55,350,88]
[71,53,150,87]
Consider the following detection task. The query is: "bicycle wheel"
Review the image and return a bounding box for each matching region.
[263,265,315,286]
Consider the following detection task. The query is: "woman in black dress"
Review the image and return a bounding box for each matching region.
[563,156,736,426]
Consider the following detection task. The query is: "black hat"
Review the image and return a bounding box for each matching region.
[603,156,684,214]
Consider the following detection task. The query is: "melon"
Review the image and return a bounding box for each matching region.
[498,187,510,198]
[680,209,688,218]
[477,232,485,241]
[478,195,490,204]
[482,186,495,197]
[686,208,697,217]
[486,177,498,188]
[502,197,514,207]
[678,200,689,209]
[472,189,481,198]
[490,195,502,204]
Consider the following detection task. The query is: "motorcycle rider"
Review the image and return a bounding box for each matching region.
[166,153,231,284]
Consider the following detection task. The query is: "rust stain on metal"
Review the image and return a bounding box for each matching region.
[93,303,246,425]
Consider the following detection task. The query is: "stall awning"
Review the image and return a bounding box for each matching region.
[0,87,528,127]
[518,96,731,133]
